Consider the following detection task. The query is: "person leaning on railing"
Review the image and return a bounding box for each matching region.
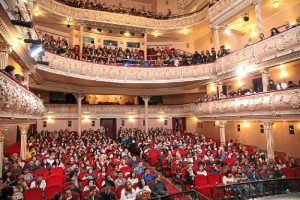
[246,165,264,196]
[222,170,245,199]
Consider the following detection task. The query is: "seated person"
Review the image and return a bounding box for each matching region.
[150,175,168,197]
[83,180,99,193]
[30,173,46,190]
[222,170,244,197]
[134,162,144,175]
[208,164,219,174]
[142,168,154,184]
[85,186,100,200]
[120,181,136,200]
[68,177,82,196]
[196,165,207,176]
[135,179,151,199]
[129,156,138,168]
[287,81,298,88]
[184,164,195,185]
[99,186,116,200]
[63,189,77,200]
[277,80,287,90]
[114,171,126,187]
[83,168,96,180]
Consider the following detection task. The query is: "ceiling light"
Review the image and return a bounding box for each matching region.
[124,32,130,37]
[236,66,246,77]
[182,29,188,35]
[238,22,242,27]
[251,30,257,37]
[154,32,158,37]
[273,0,279,8]
[34,10,39,16]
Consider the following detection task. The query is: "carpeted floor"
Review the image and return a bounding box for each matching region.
[142,161,181,195]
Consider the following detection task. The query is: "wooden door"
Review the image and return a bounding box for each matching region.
[100,119,117,140]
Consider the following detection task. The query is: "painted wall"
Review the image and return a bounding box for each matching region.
[147,41,195,54]
[37,117,173,132]
[85,95,137,105]
[198,121,300,158]
[163,93,205,105]
[71,29,145,50]
[4,126,18,147]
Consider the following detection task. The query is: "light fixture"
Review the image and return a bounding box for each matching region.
[210,83,216,92]
[251,30,257,37]
[182,29,188,35]
[34,10,39,16]
[160,116,164,122]
[124,32,130,37]
[30,45,43,57]
[66,18,71,28]
[273,0,279,8]
[47,116,53,123]
[243,121,249,127]
[129,116,134,122]
[224,26,230,34]
[84,116,89,122]
[280,70,287,78]
[237,79,243,87]
[236,66,246,77]
[238,21,242,28]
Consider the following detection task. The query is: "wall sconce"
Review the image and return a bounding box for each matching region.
[34,10,39,16]
[237,79,243,87]
[129,116,134,122]
[224,26,230,34]
[280,70,287,79]
[251,30,257,37]
[84,116,89,122]
[210,84,216,92]
[159,116,164,122]
[243,121,249,127]
[47,116,52,123]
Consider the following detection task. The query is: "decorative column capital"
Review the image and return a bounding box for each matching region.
[141,95,152,102]
[218,120,226,128]
[217,81,223,85]
[253,0,262,6]
[0,126,9,142]
[264,120,272,130]
[0,42,12,53]
[22,69,31,76]
[74,93,85,101]
[211,25,220,30]
[19,124,30,135]
[260,68,269,74]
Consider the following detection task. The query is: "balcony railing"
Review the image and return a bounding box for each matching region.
[37,25,300,84]
[44,88,300,120]
[194,88,300,120]
[36,0,208,30]
[38,52,215,83]
[0,70,46,119]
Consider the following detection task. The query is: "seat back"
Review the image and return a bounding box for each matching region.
[24,187,43,200]
[207,174,220,185]
[34,168,49,179]
[281,168,295,178]
[293,167,300,177]
[116,184,125,199]
[47,175,63,186]
[50,167,63,176]
[45,184,62,200]
[194,175,208,186]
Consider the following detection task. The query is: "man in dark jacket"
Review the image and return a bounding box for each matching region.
[99,186,115,200]
[150,174,168,197]
[85,186,101,200]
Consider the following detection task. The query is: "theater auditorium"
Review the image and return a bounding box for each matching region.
[0,0,300,199]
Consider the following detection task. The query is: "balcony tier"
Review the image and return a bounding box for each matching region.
[37,0,208,30]
[0,70,46,121]
[37,25,300,85]
[44,89,300,120]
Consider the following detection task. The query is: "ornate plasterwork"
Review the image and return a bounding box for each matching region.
[37,0,208,30]
[208,0,254,27]
[194,89,300,120]
[44,89,300,120]
[37,26,300,84]
[0,72,46,120]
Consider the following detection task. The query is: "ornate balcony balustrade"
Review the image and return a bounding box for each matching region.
[0,70,46,120]
[45,104,192,118]
[45,89,300,120]
[38,52,215,83]
[37,0,208,30]
[194,88,300,120]
[37,25,300,84]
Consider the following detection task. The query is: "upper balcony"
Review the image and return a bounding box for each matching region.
[0,70,46,123]
[36,0,208,30]
[36,25,300,86]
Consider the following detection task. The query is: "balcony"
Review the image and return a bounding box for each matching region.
[37,25,300,84]
[44,89,300,120]
[0,70,46,122]
[36,0,208,30]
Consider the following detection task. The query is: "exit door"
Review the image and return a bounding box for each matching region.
[100,118,117,140]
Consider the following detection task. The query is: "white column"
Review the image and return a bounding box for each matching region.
[23,70,31,87]
[264,120,274,160]
[213,26,220,51]
[219,121,226,145]
[261,69,269,92]
[0,43,10,70]
[0,126,9,177]
[142,96,151,133]
[75,93,84,137]
[217,81,223,97]
[79,26,84,57]
[19,124,30,160]
[144,32,147,60]
[254,0,263,35]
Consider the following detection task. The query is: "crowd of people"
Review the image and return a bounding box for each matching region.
[0,127,299,200]
[56,0,174,19]
[197,79,298,103]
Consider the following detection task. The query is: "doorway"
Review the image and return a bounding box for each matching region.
[172,117,186,132]
[252,77,263,92]
[100,119,117,140]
